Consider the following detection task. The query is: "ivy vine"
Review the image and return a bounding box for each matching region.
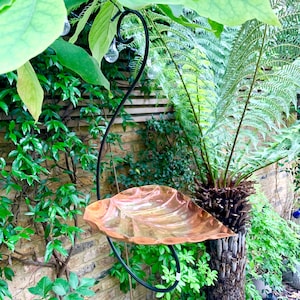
[0,51,124,299]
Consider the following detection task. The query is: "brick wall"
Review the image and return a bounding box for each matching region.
[254,162,295,219]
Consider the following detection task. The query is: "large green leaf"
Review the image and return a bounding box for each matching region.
[50,38,109,89]
[0,0,66,74]
[118,0,280,26]
[28,276,53,297]
[16,62,44,122]
[89,1,119,65]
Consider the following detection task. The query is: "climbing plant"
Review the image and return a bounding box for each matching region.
[0,50,125,299]
[110,117,195,191]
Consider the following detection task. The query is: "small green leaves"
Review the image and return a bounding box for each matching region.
[118,0,280,26]
[16,62,44,122]
[28,274,95,299]
[50,38,109,89]
[3,267,14,281]
[0,207,12,220]
[0,280,12,299]
[0,0,67,74]
[28,276,53,297]
[52,278,70,296]
[45,240,68,262]
[89,1,119,65]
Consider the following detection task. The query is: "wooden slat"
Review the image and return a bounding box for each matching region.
[0,81,173,129]
[65,112,173,128]
[127,99,169,105]
[113,113,173,124]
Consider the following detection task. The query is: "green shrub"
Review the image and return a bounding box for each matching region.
[110,243,217,300]
[111,117,195,192]
[246,189,300,299]
[0,50,124,299]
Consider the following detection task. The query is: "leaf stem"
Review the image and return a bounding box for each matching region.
[223,25,268,184]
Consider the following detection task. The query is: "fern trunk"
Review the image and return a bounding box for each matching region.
[194,181,254,300]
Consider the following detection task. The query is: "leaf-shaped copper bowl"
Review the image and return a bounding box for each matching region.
[84,185,235,245]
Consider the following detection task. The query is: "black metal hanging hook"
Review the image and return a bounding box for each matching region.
[95,9,149,201]
[95,8,180,293]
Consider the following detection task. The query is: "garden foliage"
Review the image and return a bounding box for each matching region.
[0,52,122,299]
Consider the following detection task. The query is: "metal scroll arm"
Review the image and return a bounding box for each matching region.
[95,8,180,293]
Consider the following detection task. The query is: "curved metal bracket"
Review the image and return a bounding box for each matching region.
[96,9,149,200]
[107,237,181,293]
[95,9,180,293]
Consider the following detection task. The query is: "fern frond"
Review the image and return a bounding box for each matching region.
[128,3,300,187]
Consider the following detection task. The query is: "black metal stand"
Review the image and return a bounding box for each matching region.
[95,8,180,293]
[107,237,181,293]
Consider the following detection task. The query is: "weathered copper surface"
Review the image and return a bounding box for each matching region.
[84,185,235,245]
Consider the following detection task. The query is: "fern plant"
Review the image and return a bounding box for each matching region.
[125,1,300,298]
[142,2,300,189]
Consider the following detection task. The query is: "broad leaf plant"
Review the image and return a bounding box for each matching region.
[0,0,279,121]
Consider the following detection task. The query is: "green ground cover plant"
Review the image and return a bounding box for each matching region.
[246,190,300,299]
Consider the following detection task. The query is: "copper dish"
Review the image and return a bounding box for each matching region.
[84,185,235,245]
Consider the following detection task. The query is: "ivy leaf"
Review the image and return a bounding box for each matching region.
[28,276,53,297]
[50,38,109,89]
[118,0,281,26]
[17,62,44,122]
[52,278,69,296]
[0,0,66,74]
[89,1,119,65]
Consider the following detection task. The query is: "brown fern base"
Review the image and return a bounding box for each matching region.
[194,180,254,233]
[194,181,255,300]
